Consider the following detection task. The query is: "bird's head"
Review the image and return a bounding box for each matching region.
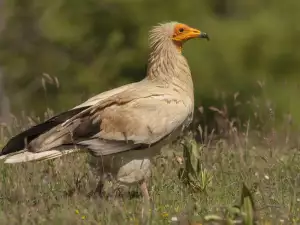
[172,23,209,42]
[149,22,209,52]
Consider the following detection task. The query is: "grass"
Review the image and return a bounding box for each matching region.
[0,97,300,224]
[0,124,300,225]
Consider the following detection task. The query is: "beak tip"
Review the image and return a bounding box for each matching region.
[199,32,210,41]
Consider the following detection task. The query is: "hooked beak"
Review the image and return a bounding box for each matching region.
[188,28,210,41]
[180,28,210,42]
[199,32,210,41]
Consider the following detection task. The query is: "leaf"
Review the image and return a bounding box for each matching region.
[204,214,224,221]
[226,206,241,217]
[180,137,212,192]
[240,183,255,225]
[240,183,255,211]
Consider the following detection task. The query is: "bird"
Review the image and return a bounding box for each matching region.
[0,21,209,201]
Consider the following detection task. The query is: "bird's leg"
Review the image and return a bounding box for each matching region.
[139,179,151,223]
[95,180,105,196]
[139,179,150,201]
[87,179,104,198]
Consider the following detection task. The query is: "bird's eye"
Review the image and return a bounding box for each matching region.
[179,28,184,33]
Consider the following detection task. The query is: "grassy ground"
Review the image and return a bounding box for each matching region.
[0,112,300,224]
[0,132,299,225]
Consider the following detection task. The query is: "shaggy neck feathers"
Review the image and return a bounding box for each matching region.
[145,22,192,90]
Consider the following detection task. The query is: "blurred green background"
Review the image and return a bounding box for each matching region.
[0,0,300,125]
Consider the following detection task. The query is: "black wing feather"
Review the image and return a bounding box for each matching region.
[0,107,89,156]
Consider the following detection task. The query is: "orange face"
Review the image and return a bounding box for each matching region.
[172,23,209,43]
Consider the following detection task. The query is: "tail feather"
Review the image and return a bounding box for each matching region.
[3,149,82,164]
[0,149,27,160]
[0,107,88,156]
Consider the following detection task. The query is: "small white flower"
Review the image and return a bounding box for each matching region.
[264,175,269,180]
[171,217,178,222]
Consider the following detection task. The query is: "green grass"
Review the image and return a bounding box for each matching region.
[0,128,299,225]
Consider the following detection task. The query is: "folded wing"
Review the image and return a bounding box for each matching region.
[1,85,191,163]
